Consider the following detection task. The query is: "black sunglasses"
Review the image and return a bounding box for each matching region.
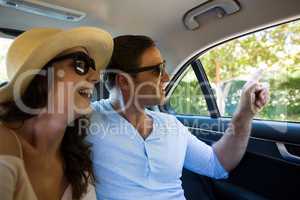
[123,60,166,76]
[48,52,96,75]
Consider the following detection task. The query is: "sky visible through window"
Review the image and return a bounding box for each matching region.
[0,37,13,82]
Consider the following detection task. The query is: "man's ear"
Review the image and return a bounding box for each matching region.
[116,73,130,90]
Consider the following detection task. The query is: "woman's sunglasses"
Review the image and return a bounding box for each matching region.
[123,60,166,77]
[47,52,96,75]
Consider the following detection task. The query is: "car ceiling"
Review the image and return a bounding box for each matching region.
[1,0,300,77]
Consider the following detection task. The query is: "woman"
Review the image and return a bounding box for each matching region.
[0,27,113,200]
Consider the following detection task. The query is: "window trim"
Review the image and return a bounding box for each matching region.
[0,28,23,37]
[191,60,219,118]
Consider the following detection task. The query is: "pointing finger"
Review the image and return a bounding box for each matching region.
[250,67,265,83]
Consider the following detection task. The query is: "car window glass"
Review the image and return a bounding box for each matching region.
[168,66,209,116]
[199,20,300,122]
[0,37,13,83]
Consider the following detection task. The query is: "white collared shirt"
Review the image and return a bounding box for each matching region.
[87,99,228,200]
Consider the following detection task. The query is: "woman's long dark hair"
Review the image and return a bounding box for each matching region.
[0,65,95,200]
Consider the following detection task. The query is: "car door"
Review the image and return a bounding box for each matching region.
[161,19,300,200]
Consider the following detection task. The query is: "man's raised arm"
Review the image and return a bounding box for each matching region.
[213,70,269,172]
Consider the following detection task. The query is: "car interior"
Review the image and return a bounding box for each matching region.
[1,0,300,199]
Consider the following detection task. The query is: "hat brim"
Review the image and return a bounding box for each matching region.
[0,27,113,103]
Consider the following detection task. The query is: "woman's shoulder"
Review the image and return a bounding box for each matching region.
[0,124,22,158]
[82,183,97,200]
[62,183,96,200]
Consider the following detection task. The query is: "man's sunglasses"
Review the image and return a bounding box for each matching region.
[123,60,166,76]
[47,52,96,75]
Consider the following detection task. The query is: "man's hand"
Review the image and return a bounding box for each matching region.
[213,67,269,172]
[235,69,269,120]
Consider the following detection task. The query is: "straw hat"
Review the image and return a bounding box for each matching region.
[0,26,113,103]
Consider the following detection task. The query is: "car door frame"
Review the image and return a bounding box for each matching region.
[160,18,300,199]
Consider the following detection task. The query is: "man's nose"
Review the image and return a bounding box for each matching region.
[161,69,170,82]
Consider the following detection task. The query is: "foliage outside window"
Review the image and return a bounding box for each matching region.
[168,66,209,116]
[200,20,300,122]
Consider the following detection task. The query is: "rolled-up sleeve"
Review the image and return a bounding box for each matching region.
[183,128,228,179]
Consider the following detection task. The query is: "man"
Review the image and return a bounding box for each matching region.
[87,35,269,200]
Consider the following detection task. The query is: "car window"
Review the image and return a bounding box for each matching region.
[168,66,209,116]
[198,20,300,122]
[0,37,13,83]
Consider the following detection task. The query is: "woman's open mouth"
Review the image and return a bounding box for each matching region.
[77,88,93,100]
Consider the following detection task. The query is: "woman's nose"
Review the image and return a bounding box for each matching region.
[87,68,100,84]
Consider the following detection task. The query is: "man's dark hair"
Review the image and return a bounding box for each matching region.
[103,35,155,90]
